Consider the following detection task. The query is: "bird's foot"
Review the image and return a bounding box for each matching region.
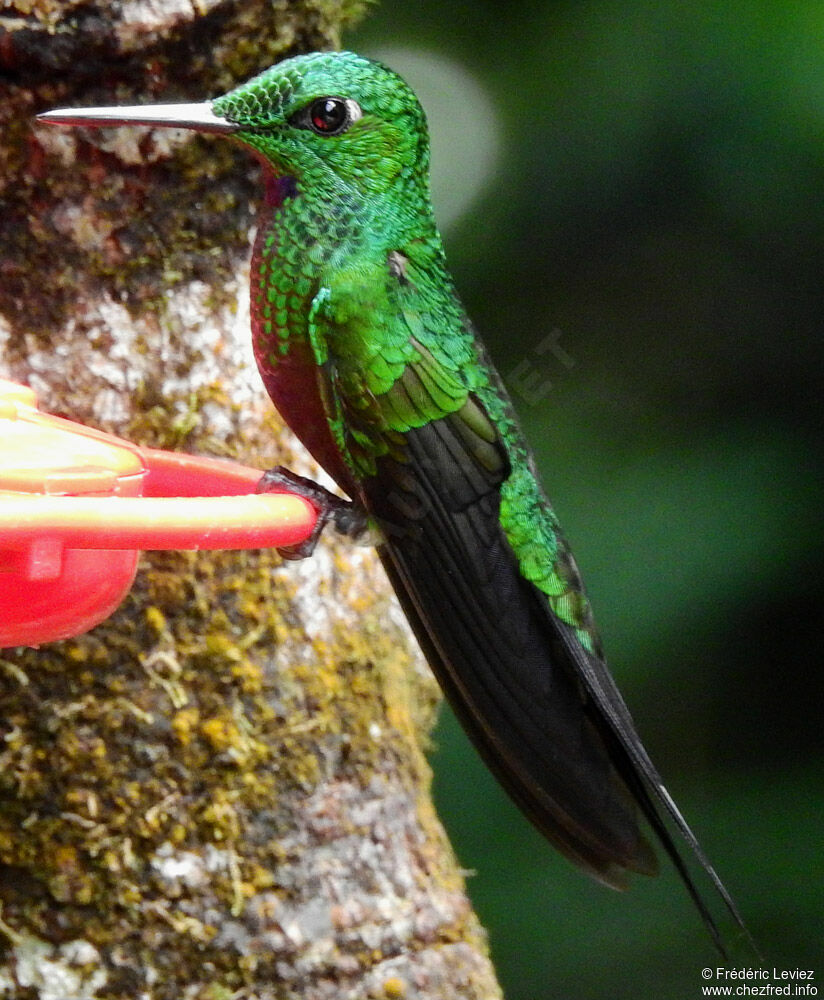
[257,466,369,560]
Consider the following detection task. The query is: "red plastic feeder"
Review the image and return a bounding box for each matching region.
[0,379,316,647]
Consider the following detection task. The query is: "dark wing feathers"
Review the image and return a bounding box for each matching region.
[362,377,753,954]
[365,408,657,884]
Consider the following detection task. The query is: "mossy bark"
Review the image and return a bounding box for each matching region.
[0,3,504,997]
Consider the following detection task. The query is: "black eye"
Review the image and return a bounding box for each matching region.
[310,98,348,134]
[290,96,362,136]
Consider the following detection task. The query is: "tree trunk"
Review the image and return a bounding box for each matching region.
[0,3,504,997]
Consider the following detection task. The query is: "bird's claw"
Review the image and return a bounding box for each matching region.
[257,466,368,559]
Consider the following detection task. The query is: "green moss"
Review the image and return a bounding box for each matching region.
[0,520,454,990]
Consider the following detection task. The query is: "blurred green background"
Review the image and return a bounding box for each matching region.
[350,3,823,998]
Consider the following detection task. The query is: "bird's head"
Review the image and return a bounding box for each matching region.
[39,51,432,218]
[215,51,430,204]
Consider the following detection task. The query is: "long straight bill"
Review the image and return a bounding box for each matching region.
[36,102,238,134]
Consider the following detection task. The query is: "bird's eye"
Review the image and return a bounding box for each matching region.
[311,98,347,133]
[290,97,362,136]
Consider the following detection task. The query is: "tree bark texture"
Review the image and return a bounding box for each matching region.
[0,3,504,997]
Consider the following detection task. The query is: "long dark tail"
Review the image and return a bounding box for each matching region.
[367,416,757,956]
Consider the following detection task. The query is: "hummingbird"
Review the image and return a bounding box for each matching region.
[38,50,751,954]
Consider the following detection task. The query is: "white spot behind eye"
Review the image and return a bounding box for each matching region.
[345,99,363,124]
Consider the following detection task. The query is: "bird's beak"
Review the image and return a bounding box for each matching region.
[36,102,238,134]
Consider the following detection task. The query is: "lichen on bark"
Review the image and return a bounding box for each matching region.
[0,2,504,997]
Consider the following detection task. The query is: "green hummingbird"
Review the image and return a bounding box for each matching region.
[38,50,750,954]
